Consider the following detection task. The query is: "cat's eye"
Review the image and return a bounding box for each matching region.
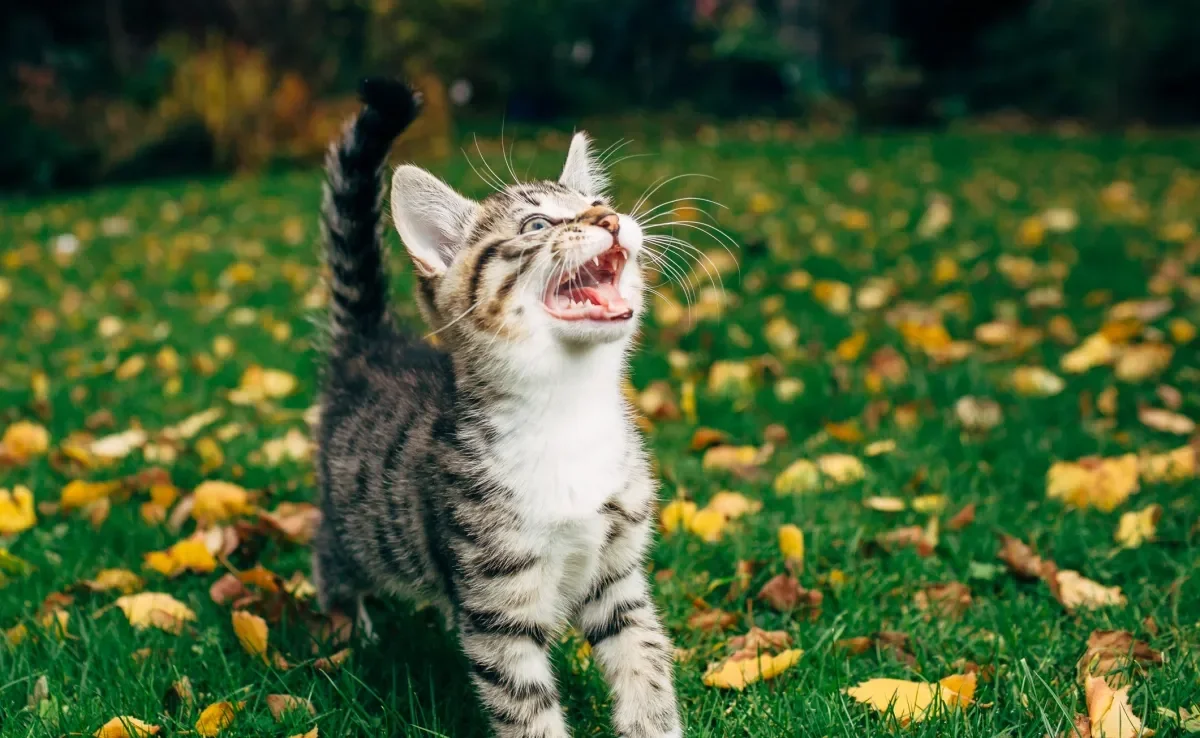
[521,216,553,234]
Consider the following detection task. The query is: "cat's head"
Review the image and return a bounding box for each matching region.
[390,133,644,366]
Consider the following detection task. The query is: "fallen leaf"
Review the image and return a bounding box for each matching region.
[1047,455,1139,512]
[1057,570,1126,611]
[1077,630,1162,687]
[267,694,316,721]
[637,381,680,420]
[707,361,755,395]
[1115,505,1162,549]
[259,502,322,544]
[778,524,804,571]
[818,454,866,484]
[1140,445,1196,483]
[844,672,977,724]
[864,496,906,512]
[114,592,196,633]
[288,730,319,738]
[955,396,1003,431]
[313,648,351,671]
[94,716,161,738]
[914,582,972,620]
[705,491,763,520]
[702,648,803,690]
[687,508,727,542]
[232,610,269,662]
[144,539,217,577]
[727,627,792,654]
[878,518,939,556]
[660,499,697,535]
[758,574,822,612]
[0,485,36,534]
[192,481,253,524]
[1085,676,1152,737]
[1012,366,1066,396]
[1138,407,1195,435]
[1115,343,1173,382]
[0,421,50,465]
[689,427,728,451]
[82,569,144,594]
[90,429,149,462]
[196,701,243,737]
[230,365,298,405]
[60,480,123,511]
[687,607,739,632]
[1063,334,1117,374]
[701,445,770,472]
[773,459,820,494]
[947,503,977,531]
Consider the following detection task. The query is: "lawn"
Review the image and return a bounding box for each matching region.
[2,126,1199,737]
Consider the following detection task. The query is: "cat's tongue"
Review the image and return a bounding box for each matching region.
[555,283,632,320]
[584,283,631,315]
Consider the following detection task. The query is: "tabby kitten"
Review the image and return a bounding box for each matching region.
[313,79,682,738]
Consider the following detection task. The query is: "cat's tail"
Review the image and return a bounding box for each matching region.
[321,77,421,344]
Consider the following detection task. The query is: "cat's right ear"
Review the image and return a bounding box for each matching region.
[390,165,479,278]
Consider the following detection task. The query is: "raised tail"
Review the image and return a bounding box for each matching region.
[321,77,421,344]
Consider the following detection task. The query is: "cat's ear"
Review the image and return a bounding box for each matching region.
[559,132,610,197]
[390,165,479,277]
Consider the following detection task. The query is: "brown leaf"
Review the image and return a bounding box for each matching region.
[757,574,822,613]
[258,502,322,545]
[313,648,351,672]
[266,694,316,721]
[727,627,792,655]
[1138,407,1195,435]
[997,535,1056,580]
[209,573,249,606]
[947,503,977,531]
[878,518,939,557]
[689,427,729,452]
[1076,630,1162,687]
[914,582,972,620]
[687,606,740,632]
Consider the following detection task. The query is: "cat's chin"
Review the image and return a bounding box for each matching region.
[548,316,639,347]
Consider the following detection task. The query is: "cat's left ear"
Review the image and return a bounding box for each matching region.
[559,132,610,197]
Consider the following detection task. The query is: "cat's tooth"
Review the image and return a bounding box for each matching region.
[592,257,600,266]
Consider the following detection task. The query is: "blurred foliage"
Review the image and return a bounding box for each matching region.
[2,0,1198,191]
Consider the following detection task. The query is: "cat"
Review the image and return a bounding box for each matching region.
[312,78,682,738]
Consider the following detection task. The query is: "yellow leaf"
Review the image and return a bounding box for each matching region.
[94,716,161,738]
[774,459,820,495]
[61,480,123,511]
[778,524,804,568]
[818,454,866,485]
[1047,455,1139,512]
[912,495,947,513]
[144,539,217,577]
[1012,366,1066,396]
[774,377,805,402]
[1085,676,1153,737]
[865,439,896,456]
[701,445,766,471]
[192,481,252,524]
[1115,343,1173,382]
[1062,334,1117,373]
[1168,318,1195,344]
[288,730,318,738]
[660,499,697,535]
[705,491,762,520]
[813,280,852,314]
[229,366,298,405]
[702,648,803,690]
[933,255,960,284]
[835,331,868,361]
[195,437,224,473]
[115,354,147,381]
[842,209,870,230]
[0,485,36,535]
[0,421,50,463]
[84,568,145,594]
[89,428,148,462]
[232,610,269,663]
[764,317,799,353]
[845,673,976,724]
[266,694,315,721]
[864,496,906,512]
[1056,570,1126,611]
[1140,446,1195,484]
[1018,216,1045,246]
[196,701,243,737]
[1115,505,1162,549]
[687,509,727,542]
[707,361,755,395]
[114,592,196,633]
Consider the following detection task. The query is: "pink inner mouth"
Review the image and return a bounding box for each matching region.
[543,244,633,321]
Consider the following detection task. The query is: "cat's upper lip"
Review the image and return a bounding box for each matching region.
[543,243,632,321]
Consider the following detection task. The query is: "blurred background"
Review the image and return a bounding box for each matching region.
[4,0,1199,192]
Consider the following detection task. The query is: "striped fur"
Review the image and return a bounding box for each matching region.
[314,88,680,738]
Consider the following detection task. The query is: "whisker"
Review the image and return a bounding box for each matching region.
[630,173,718,219]
[461,147,506,194]
[473,133,509,191]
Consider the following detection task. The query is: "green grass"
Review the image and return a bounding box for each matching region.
[2,126,1199,737]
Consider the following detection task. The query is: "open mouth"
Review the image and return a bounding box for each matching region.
[543,243,633,321]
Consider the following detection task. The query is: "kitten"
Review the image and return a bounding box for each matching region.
[313,79,682,738]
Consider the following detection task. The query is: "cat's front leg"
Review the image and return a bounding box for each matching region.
[458,605,570,738]
[577,563,681,738]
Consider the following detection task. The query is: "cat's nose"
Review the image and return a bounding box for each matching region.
[580,206,620,235]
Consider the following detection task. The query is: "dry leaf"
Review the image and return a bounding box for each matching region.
[61,480,123,511]
[313,648,351,671]
[82,568,144,594]
[689,427,728,451]
[1115,343,1172,382]
[914,582,972,620]
[1077,630,1162,687]
[259,502,322,544]
[687,607,739,632]
[878,518,939,556]
[1012,366,1066,396]
[758,574,822,612]
[267,694,316,721]
[660,499,697,535]
[0,485,36,534]
[773,459,820,495]
[114,592,196,633]
[1115,505,1162,549]
[90,429,149,462]
[1140,445,1196,483]
[1138,407,1195,435]
[778,524,804,570]
[1047,455,1139,512]
[94,716,161,738]
[144,539,217,577]
[1056,570,1126,611]
[1063,334,1117,374]
[687,508,727,542]
[702,648,803,690]
[947,503,977,531]
[955,396,1003,431]
[232,610,269,662]
[701,444,770,472]
[196,701,243,737]
[997,535,1057,580]
[1085,676,1152,737]
[845,672,977,724]
[288,730,319,738]
[192,481,253,524]
[864,496,906,512]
